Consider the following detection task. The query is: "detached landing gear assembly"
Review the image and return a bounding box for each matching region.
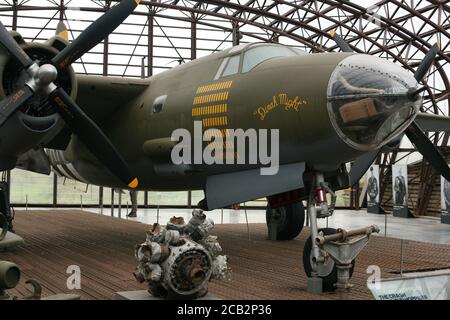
[0,261,80,300]
[0,181,24,251]
[0,214,24,252]
[304,172,380,293]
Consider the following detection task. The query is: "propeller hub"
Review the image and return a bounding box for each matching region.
[37,64,58,87]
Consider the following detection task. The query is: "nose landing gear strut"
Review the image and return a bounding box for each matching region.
[304,172,379,293]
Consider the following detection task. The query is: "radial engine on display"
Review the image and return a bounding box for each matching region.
[133,209,228,299]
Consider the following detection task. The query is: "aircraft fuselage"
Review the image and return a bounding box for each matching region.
[51,43,418,193]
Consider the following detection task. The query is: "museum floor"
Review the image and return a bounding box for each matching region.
[80,207,450,245]
[2,209,450,300]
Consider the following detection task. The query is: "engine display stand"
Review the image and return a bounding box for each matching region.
[114,290,220,300]
[0,228,24,251]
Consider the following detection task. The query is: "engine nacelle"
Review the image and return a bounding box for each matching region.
[0,32,77,100]
[0,32,78,170]
[0,112,61,170]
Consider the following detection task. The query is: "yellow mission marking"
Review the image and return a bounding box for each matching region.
[193,92,229,105]
[196,81,233,94]
[192,104,227,117]
[213,150,239,161]
[202,116,228,128]
[204,128,229,139]
[207,140,235,149]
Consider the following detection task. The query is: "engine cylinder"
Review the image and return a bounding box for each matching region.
[0,261,20,291]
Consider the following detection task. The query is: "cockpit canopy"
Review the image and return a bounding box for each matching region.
[216,43,306,79]
[242,44,305,73]
[327,55,420,150]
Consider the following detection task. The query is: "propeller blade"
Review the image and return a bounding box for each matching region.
[405,121,450,181]
[48,88,138,189]
[0,86,34,127]
[0,21,33,69]
[52,0,141,70]
[414,42,440,82]
[349,149,381,186]
[329,29,353,53]
[56,21,69,41]
[415,113,450,132]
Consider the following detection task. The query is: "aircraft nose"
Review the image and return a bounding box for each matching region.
[328,54,419,97]
[327,54,421,150]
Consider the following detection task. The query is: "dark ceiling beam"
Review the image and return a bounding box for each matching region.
[4,1,447,68]
[272,0,449,65]
[183,0,429,62]
[307,2,449,56]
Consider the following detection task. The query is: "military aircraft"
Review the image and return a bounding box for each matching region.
[1,0,450,291]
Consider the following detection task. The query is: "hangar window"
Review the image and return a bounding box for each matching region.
[153,95,167,113]
[221,55,240,77]
[242,45,298,73]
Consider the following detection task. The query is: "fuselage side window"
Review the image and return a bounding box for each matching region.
[242,45,298,73]
[221,55,241,77]
[153,95,167,113]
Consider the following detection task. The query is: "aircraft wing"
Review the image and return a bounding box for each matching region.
[44,75,149,151]
[415,113,450,132]
[75,75,149,122]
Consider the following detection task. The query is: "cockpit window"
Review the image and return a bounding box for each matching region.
[222,55,240,77]
[242,45,298,73]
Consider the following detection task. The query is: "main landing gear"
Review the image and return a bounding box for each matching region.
[266,202,305,241]
[304,172,379,293]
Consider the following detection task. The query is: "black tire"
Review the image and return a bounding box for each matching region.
[266,202,305,240]
[302,228,355,292]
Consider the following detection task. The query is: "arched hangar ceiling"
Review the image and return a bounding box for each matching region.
[0,0,449,214]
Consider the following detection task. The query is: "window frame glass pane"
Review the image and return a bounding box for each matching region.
[242,45,298,73]
[10,169,54,205]
[221,54,241,77]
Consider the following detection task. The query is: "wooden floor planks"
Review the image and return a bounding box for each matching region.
[1,209,450,300]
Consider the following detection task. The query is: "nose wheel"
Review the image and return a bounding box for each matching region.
[265,202,305,241]
[304,172,379,293]
[303,228,355,291]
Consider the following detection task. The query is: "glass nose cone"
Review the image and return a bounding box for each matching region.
[327,54,421,150]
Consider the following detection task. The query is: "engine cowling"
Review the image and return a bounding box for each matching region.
[0,32,77,170]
